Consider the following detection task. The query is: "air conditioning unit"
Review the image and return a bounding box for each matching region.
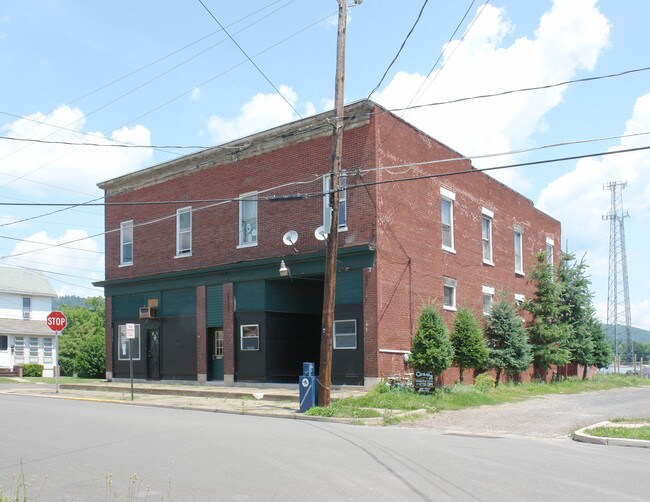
[139,307,158,319]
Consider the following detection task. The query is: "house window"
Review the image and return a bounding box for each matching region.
[120,220,133,266]
[323,174,347,230]
[334,320,357,349]
[240,324,259,351]
[239,193,258,247]
[482,207,494,264]
[515,293,525,306]
[14,337,24,364]
[482,286,495,315]
[23,297,31,320]
[43,338,53,363]
[514,226,523,275]
[0,336,7,351]
[443,277,457,311]
[176,207,192,256]
[546,237,554,265]
[118,324,141,361]
[440,188,455,252]
[29,337,39,363]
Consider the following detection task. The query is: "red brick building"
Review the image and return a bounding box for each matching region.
[96,101,561,388]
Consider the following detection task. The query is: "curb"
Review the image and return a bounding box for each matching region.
[573,421,650,448]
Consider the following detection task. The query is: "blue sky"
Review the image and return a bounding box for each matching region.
[1,0,649,330]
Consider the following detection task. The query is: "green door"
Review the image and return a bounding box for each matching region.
[211,329,224,381]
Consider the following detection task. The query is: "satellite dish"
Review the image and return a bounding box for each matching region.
[282,230,298,246]
[314,226,328,241]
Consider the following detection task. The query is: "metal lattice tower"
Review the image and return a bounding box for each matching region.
[602,181,633,365]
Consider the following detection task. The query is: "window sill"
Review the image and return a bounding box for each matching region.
[237,242,258,249]
[442,246,456,254]
[443,305,457,312]
[483,260,495,267]
[334,346,357,350]
[515,270,525,277]
[175,252,192,259]
[119,262,133,268]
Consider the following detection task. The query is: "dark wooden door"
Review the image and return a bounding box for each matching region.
[146,329,161,380]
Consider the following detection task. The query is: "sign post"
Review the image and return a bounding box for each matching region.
[46,311,67,394]
[125,323,135,401]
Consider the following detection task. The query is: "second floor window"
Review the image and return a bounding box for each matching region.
[482,208,494,264]
[440,188,455,251]
[23,297,31,320]
[239,193,258,247]
[323,174,347,230]
[514,227,523,274]
[176,207,192,256]
[546,237,554,265]
[120,221,133,266]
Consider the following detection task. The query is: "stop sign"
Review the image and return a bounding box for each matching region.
[46,311,67,332]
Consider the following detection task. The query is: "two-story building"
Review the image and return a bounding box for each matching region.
[95,100,561,388]
[0,266,58,377]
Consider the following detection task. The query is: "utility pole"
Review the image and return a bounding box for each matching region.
[319,0,352,407]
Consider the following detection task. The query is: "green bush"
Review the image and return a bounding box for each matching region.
[73,334,105,378]
[22,363,44,377]
[474,372,496,393]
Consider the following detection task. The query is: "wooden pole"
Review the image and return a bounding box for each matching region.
[318,0,348,407]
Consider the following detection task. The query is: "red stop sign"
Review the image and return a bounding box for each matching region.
[47,311,67,332]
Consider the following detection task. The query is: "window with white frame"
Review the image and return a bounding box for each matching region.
[440,188,455,251]
[546,237,554,265]
[14,337,24,364]
[323,174,347,230]
[176,207,192,256]
[515,293,525,306]
[43,338,53,363]
[239,193,258,247]
[28,337,39,363]
[120,220,133,266]
[118,324,141,360]
[22,297,31,320]
[443,277,457,311]
[0,335,7,351]
[482,286,495,315]
[334,320,357,349]
[240,324,259,351]
[482,208,494,264]
[514,226,523,274]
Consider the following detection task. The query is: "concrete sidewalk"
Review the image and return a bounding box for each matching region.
[0,380,367,420]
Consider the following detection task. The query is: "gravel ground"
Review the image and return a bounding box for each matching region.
[402,386,650,438]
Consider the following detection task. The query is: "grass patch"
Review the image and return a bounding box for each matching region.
[305,374,650,420]
[22,376,105,384]
[585,425,650,441]
[609,417,650,424]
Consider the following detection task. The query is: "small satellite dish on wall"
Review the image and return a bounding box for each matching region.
[282,230,298,246]
[314,226,328,241]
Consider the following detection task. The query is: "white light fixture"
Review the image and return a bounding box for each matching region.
[279,260,290,277]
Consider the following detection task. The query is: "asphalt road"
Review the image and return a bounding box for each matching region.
[1,393,649,501]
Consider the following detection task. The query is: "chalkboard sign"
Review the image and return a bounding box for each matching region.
[414,370,434,393]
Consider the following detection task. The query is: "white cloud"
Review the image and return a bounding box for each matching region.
[374,0,610,192]
[207,85,315,143]
[191,87,201,101]
[0,105,153,197]
[8,229,103,297]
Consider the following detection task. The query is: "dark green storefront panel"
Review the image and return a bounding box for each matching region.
[161,288,196,317]
[234,280,265,312]
[335,269,363,305]
[206,285,223,328]
[266,279,323,314]
[112,293,146,320]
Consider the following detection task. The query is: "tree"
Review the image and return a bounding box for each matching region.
[410,304,454,382]
[450,308,488,383]
[525,252,571,380]
[485,294,533,385]
[74,334,106,378]
[58,297,105,377]
[558,253,612,378]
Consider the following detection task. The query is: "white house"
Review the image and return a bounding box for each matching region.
[0,267,58,377]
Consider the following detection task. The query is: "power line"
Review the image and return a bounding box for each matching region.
[365,0,430,101]
[197,0,303,119]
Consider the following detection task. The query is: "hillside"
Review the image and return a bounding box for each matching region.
[604,325,650,344]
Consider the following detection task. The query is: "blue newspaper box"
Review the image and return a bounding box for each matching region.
[299,362,317,413]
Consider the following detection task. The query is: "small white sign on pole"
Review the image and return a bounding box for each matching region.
[126,323,136,340]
